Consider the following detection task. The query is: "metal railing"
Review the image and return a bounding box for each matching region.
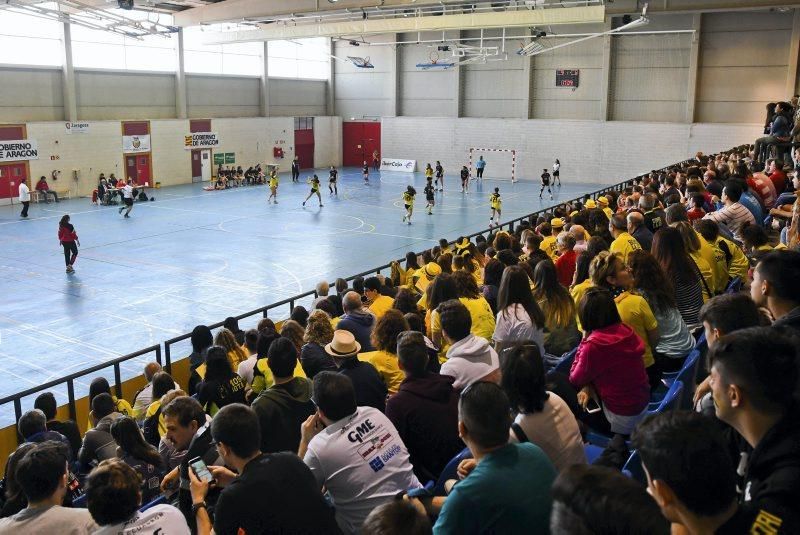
[0,169,667,431]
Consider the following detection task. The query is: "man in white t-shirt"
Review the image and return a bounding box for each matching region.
[87,458,190,535]
[118,179,135,218]
[298,372,420,534]
[18,180,30,218]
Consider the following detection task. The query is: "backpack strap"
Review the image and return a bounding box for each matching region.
[511,423,529,443]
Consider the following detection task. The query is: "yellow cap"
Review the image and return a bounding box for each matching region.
[584,199,597,209]
[551,218,565,229]
[597,196,609,206]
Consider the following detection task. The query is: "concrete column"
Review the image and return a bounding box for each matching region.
[523,30,534,119]
[389,36,400,117]
[175,28,188,119]
[786,9,800,97]
[61,22,77,122]
[598,18,613,121]
[326,37,336,116]
[686,14,702,124]
[453,31,464,118]
[260,41,271,117]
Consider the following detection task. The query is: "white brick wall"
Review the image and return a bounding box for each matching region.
[382,117,762,184]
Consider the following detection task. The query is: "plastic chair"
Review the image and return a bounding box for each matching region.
[72,493,88,508]
[584,443,604,464]
[433,447,472,495]
[622,450,647,484]
[140,494,167,512]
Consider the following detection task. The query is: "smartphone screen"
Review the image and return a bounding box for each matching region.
[189,457,214,483]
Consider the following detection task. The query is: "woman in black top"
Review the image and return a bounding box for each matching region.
[197,346,246,415]
[110,416,165,504]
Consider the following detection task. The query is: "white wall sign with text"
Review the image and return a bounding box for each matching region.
[122,135,151,153]
[379,158,416,173]
[184,132,220,150]
[65,122,90,134]
[0,139,39,162]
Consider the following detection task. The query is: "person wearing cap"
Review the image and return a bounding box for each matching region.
[337,292,376,353]
[541,220,562,260]
[540,168,553,200]
[298,371,420,533]
[584,199,597,210]
[597,196,614,219]
[325,330,387,412]
[609,214,642,265]
[411,262,442,299]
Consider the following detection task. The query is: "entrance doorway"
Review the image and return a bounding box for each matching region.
[191,150,212,183]
[294,117,315,170]
[125,153,151,185]
[0,162,27,202]
[342,122,381,168]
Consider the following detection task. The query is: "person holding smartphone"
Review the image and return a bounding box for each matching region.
[188,404,340,535]
[569,287,650,438]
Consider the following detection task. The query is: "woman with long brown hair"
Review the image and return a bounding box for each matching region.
[532,260,580,356]
[494,266,546,357]
[651,227,705,326]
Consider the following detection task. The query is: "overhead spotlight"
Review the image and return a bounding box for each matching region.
[622,14,632,24]
[437,45,450,52]
[349,40,360,46]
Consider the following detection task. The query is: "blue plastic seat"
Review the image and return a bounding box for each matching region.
[553,347,578,374]
[433,447,472,495]
[725,276,743,294]
[140,494,167,512]
[584,443,604,464]
[622,450,647,484]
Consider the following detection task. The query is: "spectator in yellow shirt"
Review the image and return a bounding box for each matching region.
[364,276,395,319]
[597,196,614,219]
[451,270,496,341]
[540,219,564,260]
[358,310,408,394]
[590,251,661,389]
[214,328,249,371]
[695,219,749,285]
[608,215,642,265]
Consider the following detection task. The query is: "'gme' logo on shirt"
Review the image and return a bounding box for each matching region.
[347,419,376,444]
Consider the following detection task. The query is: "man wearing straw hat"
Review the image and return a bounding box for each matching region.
[324,330,387,412]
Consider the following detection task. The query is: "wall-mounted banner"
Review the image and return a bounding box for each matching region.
[65,122,90,134]
[184,132,220,150]
[0,139,39,162]
[224,153,235,164]
[213,153,225,165]
[122,135,151,153]
[380,158,416,173]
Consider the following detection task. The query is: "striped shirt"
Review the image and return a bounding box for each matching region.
[703,202,756,241]
[674,272,704,327]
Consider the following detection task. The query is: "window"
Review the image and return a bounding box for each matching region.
[0,8,63,66]
[183,26,262,76]
[268,38,329,80]
[71,11,177,72]
[294,117,314,130]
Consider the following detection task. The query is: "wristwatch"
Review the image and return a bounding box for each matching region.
[191,501,207,515]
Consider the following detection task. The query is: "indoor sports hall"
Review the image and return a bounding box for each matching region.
[0,0,799,533]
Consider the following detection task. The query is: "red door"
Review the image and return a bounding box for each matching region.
[342,122,381,167]
[135,154,151,185]
[191,150,202,180]
[0,163,27,199]
[294,129,314,170]
[125,155,137,182]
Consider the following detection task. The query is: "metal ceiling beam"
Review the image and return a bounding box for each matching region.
[201,5,605,44]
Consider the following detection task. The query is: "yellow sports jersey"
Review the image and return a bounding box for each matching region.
[358,350,404,394]
[144,400,166,438]
[368,295,394,319]
[425,168,434,178]
[694,231,717,294]
[716,236,749,282]
[689,251,715,301]
[309,178,320,192]
[602,207,614,219]
[540,235,558,260]
[707,241,730,295]
[459,296,496,341]
[269,176,278,188]
[615,291,658,368]
[403,191,415,205]
[490,193,502,210]
[251,358,306,394]
[609,232,642,265]
[570,279,593,332]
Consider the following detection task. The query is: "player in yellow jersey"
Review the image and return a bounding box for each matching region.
[425,163,434,183]
[267,173,279,204]
[402,185,416,224]
[302,175,323,207]
[489,187,502,227]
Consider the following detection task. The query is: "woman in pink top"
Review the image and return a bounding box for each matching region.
[569,287,650,436]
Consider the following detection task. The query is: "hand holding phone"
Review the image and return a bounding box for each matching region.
[189,457,216,485]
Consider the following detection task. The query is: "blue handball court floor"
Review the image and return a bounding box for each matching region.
[0,167,602,424]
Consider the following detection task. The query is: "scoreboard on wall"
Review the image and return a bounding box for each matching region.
[556,69,580,88]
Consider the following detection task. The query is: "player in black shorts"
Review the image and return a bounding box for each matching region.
[435,161,444,191]
[328,166,338,196]
[553,158,561,186]
[303,175,323,207]
[424,178,435,215]
[362,161,369,183]
[460,166,470,193]
[540,168,553,200]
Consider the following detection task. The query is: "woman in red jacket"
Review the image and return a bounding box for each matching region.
[58,214,80,273]
[570,286,650,437]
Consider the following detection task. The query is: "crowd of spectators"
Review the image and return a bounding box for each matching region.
[1,143,799,534]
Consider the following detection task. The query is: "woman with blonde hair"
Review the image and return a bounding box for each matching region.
[590,251,661,389]
[280,319,305,356]
[532,260,580,356]
[300,310,336,378]
[214,327,249,370]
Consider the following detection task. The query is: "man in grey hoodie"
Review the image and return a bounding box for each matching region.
[251,338,316,454]
[337,291,376,352]
[438,300,501,390]
[78,393,124,472]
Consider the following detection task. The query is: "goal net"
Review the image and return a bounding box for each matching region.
[468,147,518,182]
